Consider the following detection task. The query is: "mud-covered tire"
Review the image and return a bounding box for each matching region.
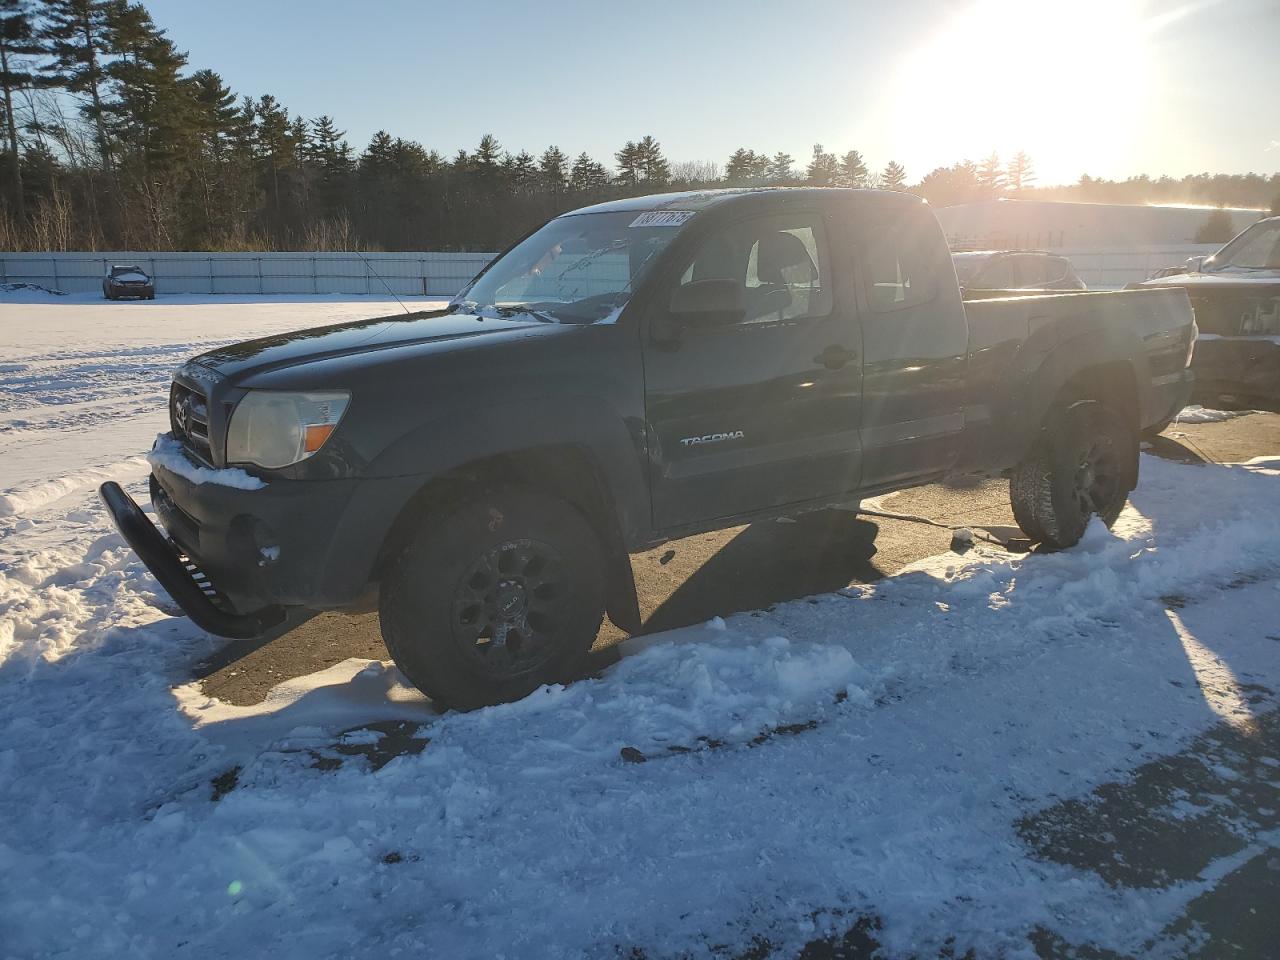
[1010,401,1137,549]
[379,486,605,711]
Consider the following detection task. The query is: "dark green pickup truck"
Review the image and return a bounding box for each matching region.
[102,188,1195,709]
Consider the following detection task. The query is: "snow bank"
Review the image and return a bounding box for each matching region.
[0,281,65,298]
[0,456,150,518]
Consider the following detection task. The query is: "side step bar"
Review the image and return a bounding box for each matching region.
[98,481,286,639]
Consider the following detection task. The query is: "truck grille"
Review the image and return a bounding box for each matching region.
[169,381,212,462]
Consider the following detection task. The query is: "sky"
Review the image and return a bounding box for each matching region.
[144,0,1280,187]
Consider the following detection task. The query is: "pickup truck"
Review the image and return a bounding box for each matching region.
[101,188,1196,710]
[1133,214,1280,410]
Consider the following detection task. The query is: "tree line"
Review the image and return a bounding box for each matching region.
[1,0,1277,252]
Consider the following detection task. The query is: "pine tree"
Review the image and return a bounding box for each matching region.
[570,151,608,192]
[507,149,537,191]
[977,151,1004,197]
[308,115,351,174]
[40,0,115,171]
[185,68,247,243]
[254,94,301,227]
[538,145,567,192]
[913,161,981,207]
[636,134,668,183]
[104,4,193,177]
[1,0,44,218]
[806,143,838,186]
[837,150,867,188]
[189,69,239,153]
[1006,150,1035,192]
[725,147,756,184]
[768,151,793,182]
[614,140,640,187]
[473,133,501,169]
[881,160,906,190]
[306,114,352,220]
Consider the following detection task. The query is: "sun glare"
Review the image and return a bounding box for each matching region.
[884,0,1154,183]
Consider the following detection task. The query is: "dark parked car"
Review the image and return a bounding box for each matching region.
[951,250,1086,300]
[101,188,1194,710]
[103,264,155,300]
[1133,216,1280,409]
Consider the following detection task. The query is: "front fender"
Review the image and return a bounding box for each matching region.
[367,396,651,546]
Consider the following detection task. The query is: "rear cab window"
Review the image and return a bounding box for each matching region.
[861,212,942,310]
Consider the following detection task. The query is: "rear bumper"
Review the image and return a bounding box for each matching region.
[98,481,286,639]
[1142,369,1194,434]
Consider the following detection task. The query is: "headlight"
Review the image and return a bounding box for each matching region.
[225,390,350,469]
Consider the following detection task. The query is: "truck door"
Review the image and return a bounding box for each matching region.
[641,209,863,531]
[852,207,968,489]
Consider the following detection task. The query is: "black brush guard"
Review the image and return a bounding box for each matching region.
[98,481,286,639]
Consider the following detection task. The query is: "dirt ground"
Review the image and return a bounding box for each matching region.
[197,410,1280,707]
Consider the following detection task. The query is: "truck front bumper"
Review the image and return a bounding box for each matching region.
[99,481,287,639]
[100,451,423,638]
[1191,337,1280,411]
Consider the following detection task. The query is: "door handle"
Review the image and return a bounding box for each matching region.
[816,344,857,369]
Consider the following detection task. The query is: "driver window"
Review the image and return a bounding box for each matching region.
[679,213,833,323]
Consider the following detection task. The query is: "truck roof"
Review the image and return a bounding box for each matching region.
[568,187,921,216]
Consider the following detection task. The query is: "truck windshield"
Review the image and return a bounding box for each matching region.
[451,210,690,323]
[1207,219,1280,272]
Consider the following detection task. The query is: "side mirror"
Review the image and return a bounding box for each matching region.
[669,278,746,326]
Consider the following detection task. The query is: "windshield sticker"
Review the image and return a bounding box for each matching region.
[630,210,695,228]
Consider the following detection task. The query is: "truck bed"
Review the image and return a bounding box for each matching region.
[959,287,1195,470]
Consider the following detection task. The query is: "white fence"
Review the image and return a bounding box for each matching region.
[0,243,1220,299]
[1056,245,1217,290]
[0,251,497,297]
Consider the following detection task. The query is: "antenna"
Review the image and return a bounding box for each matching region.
[355,249,413,315]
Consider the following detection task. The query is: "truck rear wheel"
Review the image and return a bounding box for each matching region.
[379,486,605,711]
[1010,401,1135,549]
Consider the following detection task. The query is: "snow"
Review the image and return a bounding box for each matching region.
[2,296,1280,957]
[1174,404,1253,424]
[147,433,267,490]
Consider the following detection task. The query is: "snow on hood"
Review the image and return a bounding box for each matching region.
[1144,270,1280,288]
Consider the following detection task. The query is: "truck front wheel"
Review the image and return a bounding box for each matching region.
[1010,401,1136,549]
[379,486,606,711]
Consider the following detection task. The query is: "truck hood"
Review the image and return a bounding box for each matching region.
[186,309,546,382]
[1140,271,1280,291]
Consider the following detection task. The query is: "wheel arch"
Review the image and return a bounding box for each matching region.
[372,443,642,634]
[1006,326,1143,469]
